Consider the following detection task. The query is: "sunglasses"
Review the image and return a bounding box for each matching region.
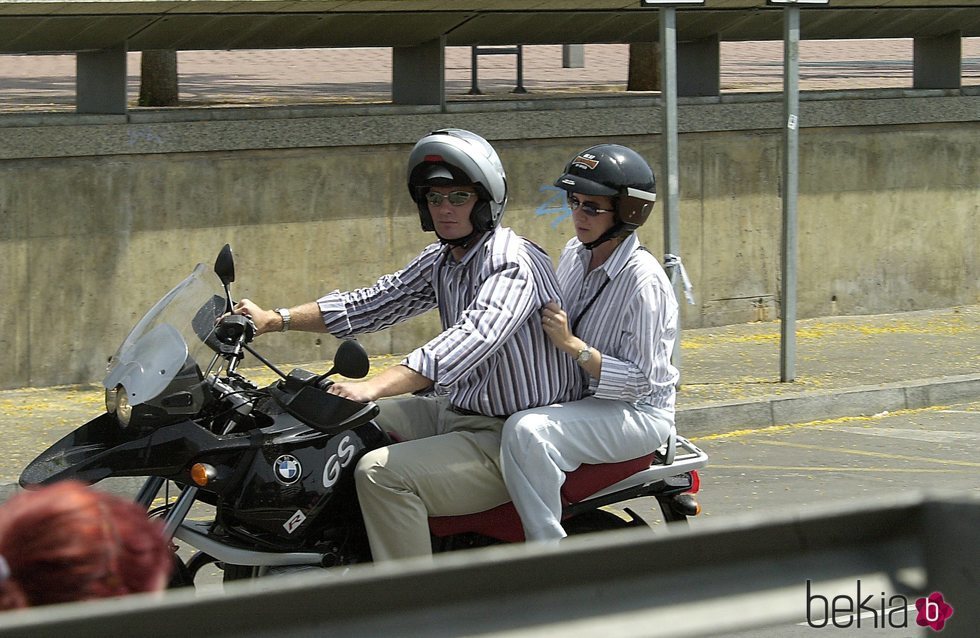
[425,190,475,207]
[567,195,615,217]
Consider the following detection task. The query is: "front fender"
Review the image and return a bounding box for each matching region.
[20,413,124,486]
[19,413,253,487]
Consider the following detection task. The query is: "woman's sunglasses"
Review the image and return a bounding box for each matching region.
[568,195,615,217]
[425,191,475,207]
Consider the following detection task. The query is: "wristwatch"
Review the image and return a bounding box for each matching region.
[274,307,292,332]
[576,345,592,365]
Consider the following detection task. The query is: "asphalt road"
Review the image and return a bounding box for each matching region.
[624,399,980,531]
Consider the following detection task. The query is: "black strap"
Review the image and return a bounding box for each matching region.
[571,277,612,334]
[570,244,645,334]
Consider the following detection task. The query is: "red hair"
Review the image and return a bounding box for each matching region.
[0,481,173,610]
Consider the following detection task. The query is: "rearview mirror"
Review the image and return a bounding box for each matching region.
[214,244,235,286]
[329,340,370,379]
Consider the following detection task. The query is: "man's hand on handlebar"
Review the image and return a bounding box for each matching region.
[326,365,433,404]
[326,380,381,404]
[232,299,282,336]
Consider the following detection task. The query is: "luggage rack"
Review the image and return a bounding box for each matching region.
[590,434,708,501]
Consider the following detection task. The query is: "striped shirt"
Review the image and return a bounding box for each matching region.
[317,226,579,416]
[558,233,679,411]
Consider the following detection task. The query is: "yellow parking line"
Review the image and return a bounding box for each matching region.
[691,406,948,443]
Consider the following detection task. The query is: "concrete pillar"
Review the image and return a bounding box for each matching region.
[677,35,720,97]
[562,44,585,69]
[77,45,128,115]
[913,32,962,89]
[392,37,445,107]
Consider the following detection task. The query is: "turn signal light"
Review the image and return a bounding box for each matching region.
[191,463,217,487]
[671,493,702,517]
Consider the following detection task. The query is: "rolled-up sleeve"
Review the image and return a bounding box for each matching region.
[317,245,440,337]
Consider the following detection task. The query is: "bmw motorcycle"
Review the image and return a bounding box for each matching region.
[20,245,708,584]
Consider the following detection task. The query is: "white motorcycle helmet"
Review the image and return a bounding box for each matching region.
[407,129,508,239]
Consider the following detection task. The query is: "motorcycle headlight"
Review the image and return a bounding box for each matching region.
[105,386,119,413]
[116,389,133,428]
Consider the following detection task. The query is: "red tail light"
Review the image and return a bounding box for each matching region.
[688,470,701,494]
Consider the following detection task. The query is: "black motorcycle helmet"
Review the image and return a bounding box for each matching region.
[407,129,508,247]
[554,144,657,249]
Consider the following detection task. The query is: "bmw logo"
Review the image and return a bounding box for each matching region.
[274,454,302,485]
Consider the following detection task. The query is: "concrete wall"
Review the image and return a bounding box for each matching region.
[1,90,977,388]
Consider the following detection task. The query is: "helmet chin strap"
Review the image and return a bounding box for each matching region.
[583,223,628,250]
[437,228,485,249]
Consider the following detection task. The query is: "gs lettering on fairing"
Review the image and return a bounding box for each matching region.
[230,428,375,542]
[323,434,357,488]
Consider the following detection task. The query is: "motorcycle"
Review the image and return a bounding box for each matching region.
[20,245,708,585]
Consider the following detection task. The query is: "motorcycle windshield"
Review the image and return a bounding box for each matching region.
[103,263,225,406]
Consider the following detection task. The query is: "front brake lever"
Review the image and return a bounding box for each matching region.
[242,316,257,343]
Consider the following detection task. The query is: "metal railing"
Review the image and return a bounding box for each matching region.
[0,491,974,637]
[468,45,527,95]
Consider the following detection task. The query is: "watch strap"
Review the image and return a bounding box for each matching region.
[275,307,291,332]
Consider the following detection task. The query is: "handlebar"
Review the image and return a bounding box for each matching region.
[214,314,255,346]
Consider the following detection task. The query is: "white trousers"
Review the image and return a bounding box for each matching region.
[499,396,673,542]
[353,395,510,562]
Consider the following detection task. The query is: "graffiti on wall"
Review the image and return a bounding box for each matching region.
[534,185,572,228]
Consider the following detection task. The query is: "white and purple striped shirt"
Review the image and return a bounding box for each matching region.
[558,233,679,411]
[317,227,579,416]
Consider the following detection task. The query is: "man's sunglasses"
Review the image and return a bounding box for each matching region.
[425,191,475,206]
[568,195,615,217]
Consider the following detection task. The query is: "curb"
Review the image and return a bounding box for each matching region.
[677,373,980,438]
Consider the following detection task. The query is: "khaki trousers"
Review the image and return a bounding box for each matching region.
[353,395,510,562]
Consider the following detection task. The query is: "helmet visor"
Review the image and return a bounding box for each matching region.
[554,173,618,197]
[420,164,463,186]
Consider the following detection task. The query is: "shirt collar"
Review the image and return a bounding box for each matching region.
[442,229,494,266]
[573,232,640,279]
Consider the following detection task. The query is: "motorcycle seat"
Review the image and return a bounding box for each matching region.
[427,452,656,542]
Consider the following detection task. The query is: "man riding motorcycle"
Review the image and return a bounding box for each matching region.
[233,128,579,561]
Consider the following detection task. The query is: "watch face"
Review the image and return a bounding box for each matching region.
[577,348,591,363]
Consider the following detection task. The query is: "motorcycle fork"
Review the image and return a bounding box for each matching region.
[136,477,199,541]
[162,485,200,540]
[136,476,166,509]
